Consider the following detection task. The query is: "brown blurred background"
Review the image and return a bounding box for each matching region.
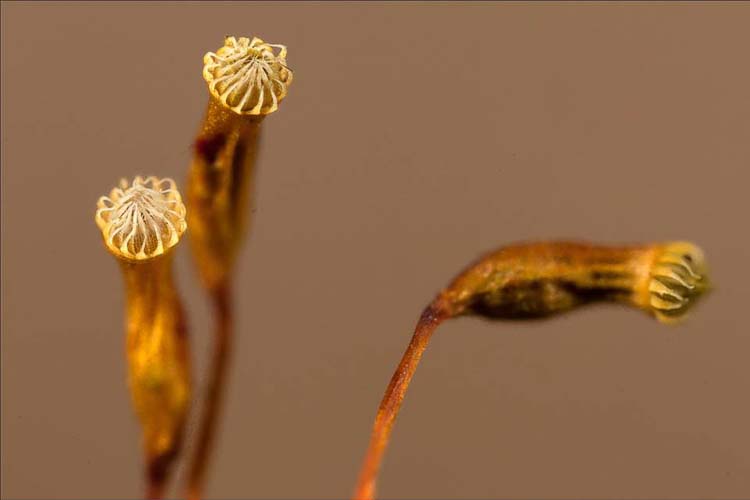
[2,2,749,499]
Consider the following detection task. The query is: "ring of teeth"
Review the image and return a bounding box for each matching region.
[96,176,187,260]
[203,36,293,115]
[648,244,705,316]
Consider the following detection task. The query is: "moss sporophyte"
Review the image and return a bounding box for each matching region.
[185,35,293,500]
[95,176,191,499]
[352,241,709,500]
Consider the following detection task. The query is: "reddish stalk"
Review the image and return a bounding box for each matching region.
[187,282,233,500]
[353,300,449,500]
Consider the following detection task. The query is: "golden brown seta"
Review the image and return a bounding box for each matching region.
[95,176,191,500]
[353,240,709,500]
[185,35,293,500]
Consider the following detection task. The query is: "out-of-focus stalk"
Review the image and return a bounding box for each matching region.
[95,176,191,499]
[185,36,293,500]
[353,240,710,500]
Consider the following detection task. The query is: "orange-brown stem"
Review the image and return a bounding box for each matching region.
[353,300,450,500]
[187,281,233,500]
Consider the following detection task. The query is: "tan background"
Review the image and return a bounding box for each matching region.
[2,2,749,499]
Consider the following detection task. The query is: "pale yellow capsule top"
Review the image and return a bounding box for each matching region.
[95,176,187,261]
[203,36,293,116]
[648,242,709,323]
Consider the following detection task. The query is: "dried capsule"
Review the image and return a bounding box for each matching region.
[185,35,294,500]
[96,176,191,500]
[353,240,709,500]
[188,35,293,292]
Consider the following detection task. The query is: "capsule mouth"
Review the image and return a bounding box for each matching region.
[648,242,709,322]
[95,176,187,261]
[203,36,293,116]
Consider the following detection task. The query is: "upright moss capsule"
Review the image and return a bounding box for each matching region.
[185,35,294,500]
[96,176,191,500]
[188,36,294,292]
